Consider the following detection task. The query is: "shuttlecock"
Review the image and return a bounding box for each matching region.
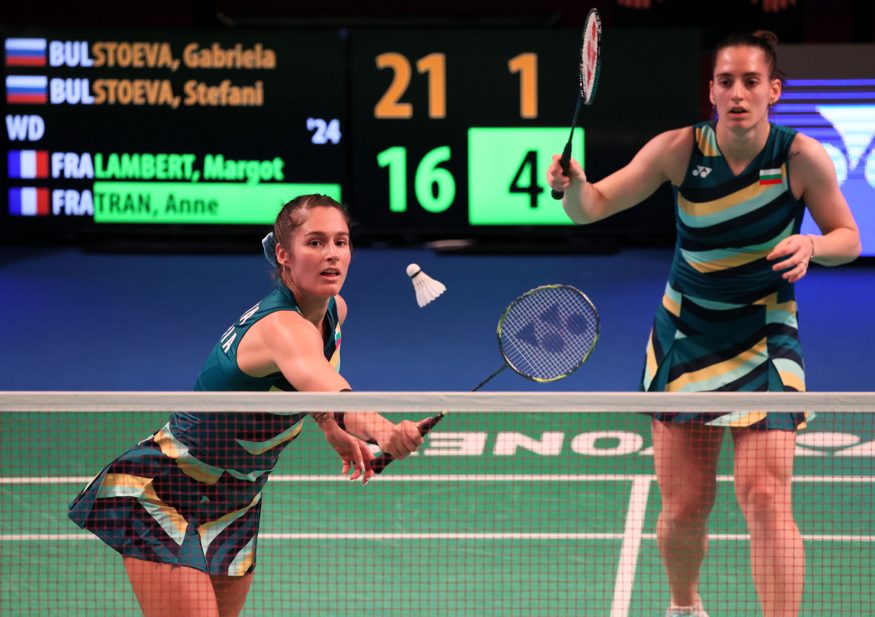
[406,263,446,307]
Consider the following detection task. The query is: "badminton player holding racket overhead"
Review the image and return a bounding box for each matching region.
[68,194,426,617]
[548,32,859,617]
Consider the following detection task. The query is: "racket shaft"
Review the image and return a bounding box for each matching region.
[471,363,507,392]
[551,98,582,200]
[371,362,505,474]
[369,412,445,474]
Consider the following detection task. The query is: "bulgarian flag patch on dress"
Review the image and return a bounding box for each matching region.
[759,168,783,185]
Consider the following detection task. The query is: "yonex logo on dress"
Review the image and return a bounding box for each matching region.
[691,165,712,178]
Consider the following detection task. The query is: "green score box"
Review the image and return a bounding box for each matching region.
[93,182,341,225]
[468,127,584,226]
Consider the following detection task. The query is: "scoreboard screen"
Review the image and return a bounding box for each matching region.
[348,28,701,236]
[349,29,584,231]
[3,29,345,232]
[2,27,702,242]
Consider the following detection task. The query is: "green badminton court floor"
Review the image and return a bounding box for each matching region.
[2,411,872,616]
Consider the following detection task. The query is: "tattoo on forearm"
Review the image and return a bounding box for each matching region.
[311,412,334,427]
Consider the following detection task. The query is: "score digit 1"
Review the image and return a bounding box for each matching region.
[376,146,456,213]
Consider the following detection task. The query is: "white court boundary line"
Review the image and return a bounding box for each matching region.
[610,477,652,617]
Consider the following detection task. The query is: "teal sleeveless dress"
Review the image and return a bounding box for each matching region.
[68,281,342,575]
[643,122,808,430]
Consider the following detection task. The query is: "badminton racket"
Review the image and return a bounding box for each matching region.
[551,8,602,200]
[370,284,600,473]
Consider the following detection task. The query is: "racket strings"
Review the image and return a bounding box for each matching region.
[499,287,599,382]
[579,9,601,103]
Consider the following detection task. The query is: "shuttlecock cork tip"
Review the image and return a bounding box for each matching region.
[406,264,446,307]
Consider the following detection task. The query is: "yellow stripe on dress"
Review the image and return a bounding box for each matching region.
[677,165,788,226]
[661,283,682,317]
[97,473,151,498]
[753,291,778,305]
[97,473,188,545]
[154,425,224,485]
[705,410,769,427]
[696,125,720,157]
[706,409,809,429]
[198,492,263,555]
[227,536,256,577]
[681,247,770,273]
[681,219,796,274]
[772,357,806,392]
[235,423,303,456]
[138,482,188,545]
[667,337,768,392]
[329,322,342,370]
[643,331,657,390]
[752,291,800,327]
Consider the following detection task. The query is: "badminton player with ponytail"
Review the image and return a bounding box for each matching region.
[68,194,425,617]
[548,32,859,617]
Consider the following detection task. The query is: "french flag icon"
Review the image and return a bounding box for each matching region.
[8,150,49,179]
[9,187,50,216]
[5,38,47,67]
[6,75,48,104]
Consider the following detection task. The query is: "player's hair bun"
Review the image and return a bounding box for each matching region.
[753,30,779,49]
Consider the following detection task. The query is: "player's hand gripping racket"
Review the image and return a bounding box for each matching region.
[551,8,602,200]
[370,284,600,473]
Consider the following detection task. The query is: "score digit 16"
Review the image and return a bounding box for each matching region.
[377,146,456,213]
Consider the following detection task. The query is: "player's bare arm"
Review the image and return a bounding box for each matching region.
[789,133,861,265]
[550,127,691,224]
[239,310,350,390]
[244,309,421,459]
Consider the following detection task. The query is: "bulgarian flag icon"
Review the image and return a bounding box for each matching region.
[759,168,783,185]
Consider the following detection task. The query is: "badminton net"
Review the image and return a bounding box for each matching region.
[1,391,873,616]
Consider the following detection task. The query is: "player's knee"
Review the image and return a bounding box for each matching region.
[662,498,713,528]
[737,482,790,525]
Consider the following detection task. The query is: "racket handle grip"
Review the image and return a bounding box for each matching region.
[369,412,445,475]
[551,142,573,200]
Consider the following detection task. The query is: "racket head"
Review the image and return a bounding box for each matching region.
[496,284,600,383]
[579,8,602,105]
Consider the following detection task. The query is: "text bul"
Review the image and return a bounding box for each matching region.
[49,41,94,67]
[50,79,94,104]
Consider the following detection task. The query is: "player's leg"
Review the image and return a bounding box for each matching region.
[211,572,255,617]
[732,427,803,617]
[123,556,219,617]
[651,419,724,609]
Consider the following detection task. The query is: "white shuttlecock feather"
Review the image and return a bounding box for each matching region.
[406,263,446,307]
